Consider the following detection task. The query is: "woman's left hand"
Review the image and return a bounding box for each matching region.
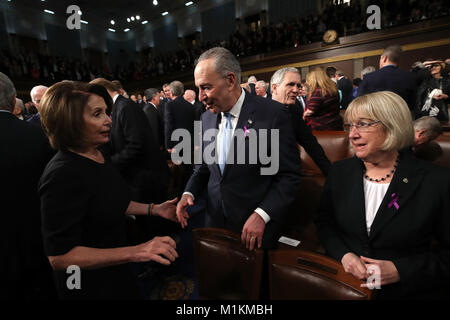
[360,256,400,287]
[153,198,178,222]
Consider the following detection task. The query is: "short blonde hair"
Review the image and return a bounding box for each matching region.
[345,91,414,151]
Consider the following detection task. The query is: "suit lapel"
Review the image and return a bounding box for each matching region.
[347,157,370,239]
[368,152,427,240]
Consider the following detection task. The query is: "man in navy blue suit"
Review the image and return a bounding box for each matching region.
[26,85,48,127]
[176,47,302,250]
[357,45,417,110]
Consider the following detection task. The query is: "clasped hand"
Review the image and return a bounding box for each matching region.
[341,252,400,288]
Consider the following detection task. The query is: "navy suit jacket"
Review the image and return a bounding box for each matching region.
[110,95,169,202]
[164,96,195,150]
[337,77,354,109]
[357,65,417,109]
[26,112,41,127]
[142,102,164,149]
[316,151,450,299]
[185,92,302,248]
[0,112,54,298]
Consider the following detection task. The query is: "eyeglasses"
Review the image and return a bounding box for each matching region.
[343,120,381,133]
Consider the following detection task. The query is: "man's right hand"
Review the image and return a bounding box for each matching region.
[176,194,194,228]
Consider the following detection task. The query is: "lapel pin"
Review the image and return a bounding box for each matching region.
[388,193,400,211]
[403,178,409,184]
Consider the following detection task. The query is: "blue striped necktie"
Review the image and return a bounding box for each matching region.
[219,112,232,174]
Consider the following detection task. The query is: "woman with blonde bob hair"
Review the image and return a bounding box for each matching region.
[304,67,342,130]
[316,91,450,299]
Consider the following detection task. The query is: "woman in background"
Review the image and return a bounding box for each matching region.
[304,67,343,130]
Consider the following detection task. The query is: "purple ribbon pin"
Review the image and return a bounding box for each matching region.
[388,193,400,210]
[244,125,249,137]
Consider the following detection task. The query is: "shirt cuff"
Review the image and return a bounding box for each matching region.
[182,192,195,201]
[255,208,271,224]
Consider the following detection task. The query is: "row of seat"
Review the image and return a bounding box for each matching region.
[193,228,373,300]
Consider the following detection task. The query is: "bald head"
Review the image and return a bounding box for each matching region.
[30,85,48,110]
[183,89,196,104]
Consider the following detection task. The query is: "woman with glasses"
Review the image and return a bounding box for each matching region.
[415,59,449,121]
[316,91,450,299]
[303,67,343,130]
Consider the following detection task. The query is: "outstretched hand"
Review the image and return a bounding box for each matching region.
[176,194,194,228]
[153,197,178,222]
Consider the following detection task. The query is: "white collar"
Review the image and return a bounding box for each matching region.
[113,93,120,104]
[222,89,245,119]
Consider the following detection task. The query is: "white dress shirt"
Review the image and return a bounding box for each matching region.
[363,179,390,234]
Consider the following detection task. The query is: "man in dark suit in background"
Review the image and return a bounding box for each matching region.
[247,75,257,95]
[90,78,169,204]
[271,67,332,176]
[183,89,205,121]
[164,80,196,152]
[255,80,271,99]
[26,85,48,127]
[0,72,55,299]
[357,45,417,110]
[143,88,164,149]
[335,70,353,109]
[176,47,302,250]
[165,80,196,197]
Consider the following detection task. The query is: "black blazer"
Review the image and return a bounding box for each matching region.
[0,112,55,298]
[164,96,195,150]
[289,101,331,176]
[315,151,450,299]
[185,92,302,248]
[337,77,353,109]
[142,102,164,149]
[110,95,169,202]
[193,101,205,121]
[357,65,417,110]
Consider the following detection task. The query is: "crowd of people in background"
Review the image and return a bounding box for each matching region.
[1,0,449,83]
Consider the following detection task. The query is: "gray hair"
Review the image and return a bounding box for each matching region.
[255,80,266,89]
[247,75,257,84]
[30,85,49,102]
[197,47,241,84]
[0,72,16,111]
[15,97,24,111]
[361,66,376,78]
[144,88,159,101]
[169,80,184,97]
[270,67,300,93]
[414,116,442,140]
